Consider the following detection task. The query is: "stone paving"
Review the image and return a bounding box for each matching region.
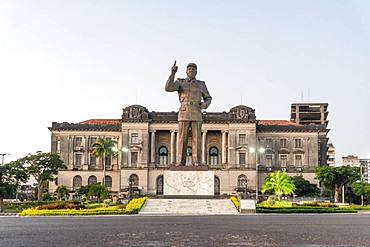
[139,199,238,215]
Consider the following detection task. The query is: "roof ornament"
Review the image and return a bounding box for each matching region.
[122,105,149,121]
[228,105,256,123]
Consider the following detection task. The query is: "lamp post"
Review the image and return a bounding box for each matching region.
[249,147,265,201]
[121,147,129,197]
[0,153,10,166]
[128,180,133,200]
[113,147,129,198]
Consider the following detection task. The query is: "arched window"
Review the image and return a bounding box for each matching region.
[186,146,192,165]
[129,174,139,186]
[73,175,82,189]
[88,175,97,185]
[104,175,112,188]
[156,175,163,195]
[214,176,220,195]
[209,147,218,165]
[158,146,168,165]
[237,174,248,188]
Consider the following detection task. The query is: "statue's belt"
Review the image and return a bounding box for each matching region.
[181,101,201,106]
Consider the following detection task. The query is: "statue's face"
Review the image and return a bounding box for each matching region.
[186,66,197,79]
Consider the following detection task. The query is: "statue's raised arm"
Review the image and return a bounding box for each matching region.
[165,61,179,92]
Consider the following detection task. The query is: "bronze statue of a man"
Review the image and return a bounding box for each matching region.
[165,62,212,166]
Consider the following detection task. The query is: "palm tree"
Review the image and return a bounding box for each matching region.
[91,138,118,187]
[261,171,295,200]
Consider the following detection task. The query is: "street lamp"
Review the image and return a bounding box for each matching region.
[0,153,10,166]
[121,147,129,196]
[113,147,129,198]
[128,179,134,200]
[249,147,265,201]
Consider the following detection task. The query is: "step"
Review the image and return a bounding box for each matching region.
[139,199,239,215]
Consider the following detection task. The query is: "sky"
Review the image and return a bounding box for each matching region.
[0,0,370,164]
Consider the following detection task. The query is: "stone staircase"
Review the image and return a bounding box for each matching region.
[139,199,239,215]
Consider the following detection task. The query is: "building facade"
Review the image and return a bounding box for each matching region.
[342,155,370,184]
[327,143,335,166]
[49,104,329,196]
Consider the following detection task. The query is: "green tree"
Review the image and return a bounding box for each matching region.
[315,166,360,203]
[91,138,117,186]
[87,184,108,202]
[261,171,295,200]
[292,176,320,197]
[22,152,66,201]
[0,160,29,212]
[55,185,70,200]
[352,181,370,206]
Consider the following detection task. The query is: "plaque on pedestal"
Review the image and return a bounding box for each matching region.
[164,170,214,197]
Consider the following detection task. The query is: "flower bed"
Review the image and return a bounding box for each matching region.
[19,197,147,216]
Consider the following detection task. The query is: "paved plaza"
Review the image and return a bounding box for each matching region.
[1,214,370,246]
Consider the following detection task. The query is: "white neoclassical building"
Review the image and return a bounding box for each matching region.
[48,103,329,197]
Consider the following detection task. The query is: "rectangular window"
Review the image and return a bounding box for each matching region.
[239,134,246,145]
[131,152,138,165]
[265,155,273,167]
[90,155,96,169]
[56,139,61,153]
[295,155,302,167]
[280,154,288,168]
[105,156,111,169]
[280,138,287,148]
[266,139,273,148]
[131,133,139,144]
[75,137,82,147]
[75,154,82,169]
[90,137,97,146]
[239,152,246,165]
[295,139,302,148]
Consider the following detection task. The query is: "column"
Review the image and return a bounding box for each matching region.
[150,131,156,164]
[201,130,207,165]
[222,130,227,164]
[175,131,180,163]
[170,130,176,164]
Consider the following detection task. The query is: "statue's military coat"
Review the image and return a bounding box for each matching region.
[165,78,212,121]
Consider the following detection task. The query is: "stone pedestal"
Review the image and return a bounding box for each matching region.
[164,170,214,197]
[240,199,256,214]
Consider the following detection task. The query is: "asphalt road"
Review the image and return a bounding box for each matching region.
[1,214,370,247]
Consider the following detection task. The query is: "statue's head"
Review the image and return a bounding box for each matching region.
[186,63,197,79]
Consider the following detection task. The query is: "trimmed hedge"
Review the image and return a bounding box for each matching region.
[19,197,147,216]
[257,207,357,214]
[230,196,240,211]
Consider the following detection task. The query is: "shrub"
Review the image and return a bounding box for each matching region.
[266,195,277,206]
[125,197,147,214]
[257,207,357,214]
[36,202,84,210]
[258,200,292,208]
[42,192,53,201]
[230,196,240,211]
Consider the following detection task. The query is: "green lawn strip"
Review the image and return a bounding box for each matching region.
[349,205,370,211]
[4,201,52,213]
[19,197,147,216]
